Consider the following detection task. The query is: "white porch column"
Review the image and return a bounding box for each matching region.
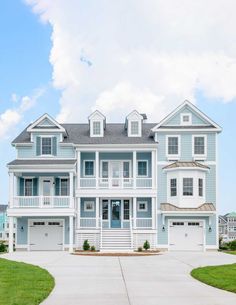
[77,150,81,189]
[151,150,156,189]
[77,197,81,229]
[95,151,99,189]
[133,197,137,229]
[152,197,156,229]
[8,216,14,253]
[96,197,99,228]
[133,151,137,189]
[69,216,74,253]
[69,172,74,208]
[9,172,14,208]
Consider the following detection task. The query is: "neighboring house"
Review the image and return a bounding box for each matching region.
[7,100,221,252]
[219,212,236,242]
[0,204,16,241]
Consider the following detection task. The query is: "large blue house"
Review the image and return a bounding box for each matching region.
[7,101,221,252]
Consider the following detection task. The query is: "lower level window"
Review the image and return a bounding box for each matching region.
[183,178,193,196]
[84,201,94,212]
[138,201,147,211]
[123,200,130,220]
[102,200,108,220]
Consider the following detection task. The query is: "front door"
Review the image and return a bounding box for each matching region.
[110,161,121,187]
[42,178,53,206]
[111,200,121,228]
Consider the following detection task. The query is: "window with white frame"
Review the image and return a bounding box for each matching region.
[130,121,139,135]
[170,178,177,196]
[123,200,130,220]
[183,178,193,196]
[137,201,148,211]
[101,161,109,178]
[123,161,130,178]
[181,113,192,125]
[84,161,94,176]
[194,136,205,155]
[168,136,179,156]
[137,161,148,176]
[41,137,52,155]
[198,178,203,197]
[102,200,109,220]
[60,178,69,196]
[24,178,33,196]
[92,121,101,136]
[84,201,95,212]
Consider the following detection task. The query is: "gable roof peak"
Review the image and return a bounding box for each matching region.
[26,113,65,133]
[88,110,106,121]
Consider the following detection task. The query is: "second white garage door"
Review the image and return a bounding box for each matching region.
[169,220,204,251]
[29,220,63,251]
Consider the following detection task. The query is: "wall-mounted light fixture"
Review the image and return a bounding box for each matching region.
[209,226,212,232]
[20,226,24,232]
[162,225,165,232]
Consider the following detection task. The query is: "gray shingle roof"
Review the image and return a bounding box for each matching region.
[163,161,209,170]
[161,203,215,212]
[8,159,76,166]
[12,123,156,145]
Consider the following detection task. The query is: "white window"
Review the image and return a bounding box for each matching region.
[170,178,177,197]
[183,178,193,196]
[198,178,203,197]
[130,121,139,135]
[167,136,179,156]
[138,201,148,211]
[101,161,109,178]
[24,179,33,196]
[137,160,148,177]
[84,161,94,176]
[41,137,52,155]
[193,135,206,157]
[181,113,192,125]
[92,121,101,135]
[123,161,130,178]
[102,200,109,220]
[84,201,95,212]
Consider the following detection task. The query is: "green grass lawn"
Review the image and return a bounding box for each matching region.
[0,258,55,305]
[223,251,236,255]
[191,264,236,293]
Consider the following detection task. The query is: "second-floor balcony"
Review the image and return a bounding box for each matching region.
[13,196,71,208]
[80,177,152,189]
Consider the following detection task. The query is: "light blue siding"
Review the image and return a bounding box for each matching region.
[16,216,70,245]
[157,215,217,246]
[17,133,75,158]
[206,165,216,203]
[137,198,151,218]
[165,105,209,126]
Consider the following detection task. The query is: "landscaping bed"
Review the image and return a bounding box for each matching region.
[73,250,160,256]
[0,258,54,305]
[191,264,236,294]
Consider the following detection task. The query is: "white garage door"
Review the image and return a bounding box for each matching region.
[169,221,204,251]
[29,220,63,251]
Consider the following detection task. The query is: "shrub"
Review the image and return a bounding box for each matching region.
[90,245,96,251]
[143,240,150,251]
[83,239,90,251]
[0,242,7,252]
[137,247,143,252]
[229,240,236,251]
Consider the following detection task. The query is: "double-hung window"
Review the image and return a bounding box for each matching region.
[93,121,101,136]
[60,179,69,196]
[130,121,139,135]
[123,200,130,220]
[198,178,203,197]
[183,178,193,196]
[84,161,94,176]
[137,161,148,176]
[101,161,109,178]
[102,200,109,220]
[170,178,177,197]
[24,179,33,196]
[123,162,130,178]
[41,137,52,155]
[194,136,205,156]
[167,136,179,156]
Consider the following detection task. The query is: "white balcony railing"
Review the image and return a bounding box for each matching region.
[13,196,71,208]
[80,178,152,189]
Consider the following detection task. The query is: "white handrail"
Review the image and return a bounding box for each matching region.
[130,217,134,250]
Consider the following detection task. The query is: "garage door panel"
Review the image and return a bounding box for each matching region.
[29,220,63,251]
[169,220,204,251]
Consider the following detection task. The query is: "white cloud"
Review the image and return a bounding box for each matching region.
[0,88,44,140]
[25,0,236,122]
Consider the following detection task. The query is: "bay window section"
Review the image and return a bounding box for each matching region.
[183,178,193,196]
[198,178,203,197]
[170,178,177,197]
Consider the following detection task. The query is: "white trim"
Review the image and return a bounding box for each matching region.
[40,135,53,157]
[137,160,148,177]
[192,134,207,160]
[180,113,192,125]
[27,113,65,133]
[166,135,181,160]
[83,160,95,177]
[137,201,148,212]
[84,200,95,212]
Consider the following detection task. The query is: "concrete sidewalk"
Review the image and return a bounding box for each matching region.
[3,251,236,305]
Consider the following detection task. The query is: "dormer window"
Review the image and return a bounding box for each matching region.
[181,113,192,125]
[93,121,101,136]
[131,121,139,135]
[41,137,52,155]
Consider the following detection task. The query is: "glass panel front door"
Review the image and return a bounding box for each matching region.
[111,161,121,187]
[111,200,121,228]
[42,179,52,206]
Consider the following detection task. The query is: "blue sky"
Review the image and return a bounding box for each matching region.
[0,1,235,214]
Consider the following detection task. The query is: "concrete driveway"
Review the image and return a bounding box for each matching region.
[3,251,236,305]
